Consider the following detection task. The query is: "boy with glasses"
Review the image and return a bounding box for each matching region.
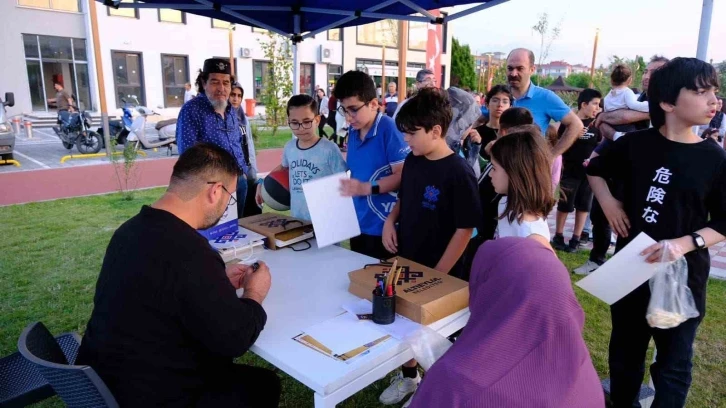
[334,70,410,259]
[255,94,346,221]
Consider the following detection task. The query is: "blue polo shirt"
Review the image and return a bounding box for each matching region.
[512,83,571,133]
[348,113,410,236]
[176,95,248,174]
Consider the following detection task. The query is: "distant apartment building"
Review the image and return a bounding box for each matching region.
[536,61,590,78]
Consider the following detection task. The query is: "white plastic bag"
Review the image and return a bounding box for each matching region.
[646,243,699,329]
[403,326,453,371]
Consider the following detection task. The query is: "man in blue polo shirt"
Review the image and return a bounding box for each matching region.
[507,48,584,156]
[334,70,410,260]
[176,58,249,216]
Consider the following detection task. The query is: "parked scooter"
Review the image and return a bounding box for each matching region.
[127,102,176,155]
[97,97,135,147]
[52,106,102,154]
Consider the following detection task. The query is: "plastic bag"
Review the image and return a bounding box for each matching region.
[403,326,453,371]
[646,242,700,329]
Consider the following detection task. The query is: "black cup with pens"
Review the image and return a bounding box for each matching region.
[372,259,401,325]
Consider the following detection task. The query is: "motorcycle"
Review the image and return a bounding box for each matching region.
[52,108,102,154]
[97,97,135,147]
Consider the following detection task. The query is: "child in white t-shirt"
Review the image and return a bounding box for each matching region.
[489,127,555,240]
[604,64,649,133]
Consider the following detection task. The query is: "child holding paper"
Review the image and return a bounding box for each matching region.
[380,88,482,407]
[586,58,726,407]
[255,94,347,221]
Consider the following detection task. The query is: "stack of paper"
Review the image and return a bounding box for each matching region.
[209,226,265,263]
[302,173,361,248]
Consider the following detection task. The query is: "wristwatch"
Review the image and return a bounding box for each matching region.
[690,233,706,250]
[371,180,380,195]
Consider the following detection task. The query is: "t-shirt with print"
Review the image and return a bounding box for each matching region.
[558,118,600,176]
[587,128,726,314]
[397,153,482,278]
[347,113,410,236]
[282,137,348,221]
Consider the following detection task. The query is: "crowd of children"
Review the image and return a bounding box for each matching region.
[257,56,723,408]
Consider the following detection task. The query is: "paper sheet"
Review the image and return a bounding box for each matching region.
[341,298,423,340]
[576,232,658,304]
[302,173,361,248]
[303,312,387,356]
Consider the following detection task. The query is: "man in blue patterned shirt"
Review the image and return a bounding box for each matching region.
[176,58,249,215]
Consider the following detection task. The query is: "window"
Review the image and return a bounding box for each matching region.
[299,63,315,96]
[327,65,342,90]
[440,65,446,89]
[108,0,138,18]
[161,55,188,108]
[159,9,185,24]
[327,29,341,41]
[18,0,80,12]
[212,19,232,29]
[442,12,448,53]
[357,20,397,47]
[253,60,271,103]
[112,51,145,108]
[408,20,427,51]
[22,34,91,111]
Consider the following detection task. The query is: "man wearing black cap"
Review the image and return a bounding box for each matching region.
[176,58,249,216]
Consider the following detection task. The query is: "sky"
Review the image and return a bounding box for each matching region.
[450,0,725,67]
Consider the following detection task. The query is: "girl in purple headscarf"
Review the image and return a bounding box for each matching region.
[408,237,604,408]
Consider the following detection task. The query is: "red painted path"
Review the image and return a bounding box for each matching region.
[0,149,283,206]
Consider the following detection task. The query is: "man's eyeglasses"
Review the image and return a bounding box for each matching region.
[337,103,369,118]
[289,120,315,130]
[207,182,237,206]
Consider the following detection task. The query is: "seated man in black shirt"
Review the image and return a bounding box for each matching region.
[77,143,279,407]
[587,58,725,408]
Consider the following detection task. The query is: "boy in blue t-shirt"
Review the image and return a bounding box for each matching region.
[333,70,410,260]
[255,94,347,221]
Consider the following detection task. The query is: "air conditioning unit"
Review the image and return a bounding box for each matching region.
[319,45,333,63]
[239,47,253,58]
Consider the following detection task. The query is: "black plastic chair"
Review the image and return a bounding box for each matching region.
[0,331,81,407]
[17,322,118,408]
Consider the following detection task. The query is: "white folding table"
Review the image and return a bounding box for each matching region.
[247,240,470,408]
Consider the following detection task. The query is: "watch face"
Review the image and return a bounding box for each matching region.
[696,236,706,247]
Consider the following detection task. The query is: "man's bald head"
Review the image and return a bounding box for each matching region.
[507,48,536,67]
[506,49,537,94]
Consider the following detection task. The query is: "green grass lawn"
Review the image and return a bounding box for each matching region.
[1,190,724,407]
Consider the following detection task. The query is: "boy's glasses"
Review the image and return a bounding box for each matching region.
[338,102,369,118]
[289,120,315,130]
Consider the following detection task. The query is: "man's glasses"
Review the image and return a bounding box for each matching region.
[289,120,315,130]
[207,182,237,206]
[337,103,369,118]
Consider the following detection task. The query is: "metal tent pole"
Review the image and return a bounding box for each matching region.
[696,0,714,61]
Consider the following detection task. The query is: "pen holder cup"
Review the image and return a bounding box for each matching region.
[372,290,396,325]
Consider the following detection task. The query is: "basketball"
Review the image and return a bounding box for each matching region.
[261,168,291,211]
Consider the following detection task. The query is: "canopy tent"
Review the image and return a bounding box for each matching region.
[546,76,582,93]
[100,0,509,93]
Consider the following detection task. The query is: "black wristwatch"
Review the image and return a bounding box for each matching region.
[690,233,706,250]
[371,180,380,195]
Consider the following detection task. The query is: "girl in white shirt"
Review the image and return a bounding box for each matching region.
[489,127,555,240]
[603,64,649,133]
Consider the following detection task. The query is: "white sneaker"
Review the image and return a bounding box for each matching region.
[379,371,421,405]
[574,260,601,276]
[402,387,419,408]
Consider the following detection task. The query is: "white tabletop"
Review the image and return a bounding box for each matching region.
[249,241,470,397]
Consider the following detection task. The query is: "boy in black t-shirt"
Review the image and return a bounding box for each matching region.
[587,58,725,408]
[379,88,481,406]
[552,89,602,252]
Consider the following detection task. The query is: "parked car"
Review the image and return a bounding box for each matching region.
[0,92,16,161]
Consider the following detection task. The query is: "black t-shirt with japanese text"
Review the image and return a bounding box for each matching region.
[397,152,482,278]
[587,128,726,314]
[559,118,600,176]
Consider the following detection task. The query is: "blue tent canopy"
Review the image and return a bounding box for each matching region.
[101,0,508,42]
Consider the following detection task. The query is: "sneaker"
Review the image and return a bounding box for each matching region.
[574,260,601,275]
[402,388,419,408]
[580,231,590,246]
[379,371,421,405]
[551,235,567,251]
[565,238,580,253]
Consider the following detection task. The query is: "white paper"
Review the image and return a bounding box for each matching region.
[576,232,658,304]
[302,173,361,248]
[303,312,388,356]
[341,298,423,340]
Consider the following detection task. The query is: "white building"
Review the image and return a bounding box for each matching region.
[1,0,452,121]
[537,60,572,78]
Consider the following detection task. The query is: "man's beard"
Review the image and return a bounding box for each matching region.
[207,93,228,111]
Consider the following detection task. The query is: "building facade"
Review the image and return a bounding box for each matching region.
[1,0,452,118]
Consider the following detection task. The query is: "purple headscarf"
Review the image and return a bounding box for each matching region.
[409,237,604,408]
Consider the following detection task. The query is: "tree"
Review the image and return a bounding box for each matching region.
[565,73,592,89]
[451,38,477,90]
[716,60,726,97]
[531,13,562,67]
[608,55,645,90]
[258,32,293,136]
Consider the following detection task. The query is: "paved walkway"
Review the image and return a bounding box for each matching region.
[549,212,726,280]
